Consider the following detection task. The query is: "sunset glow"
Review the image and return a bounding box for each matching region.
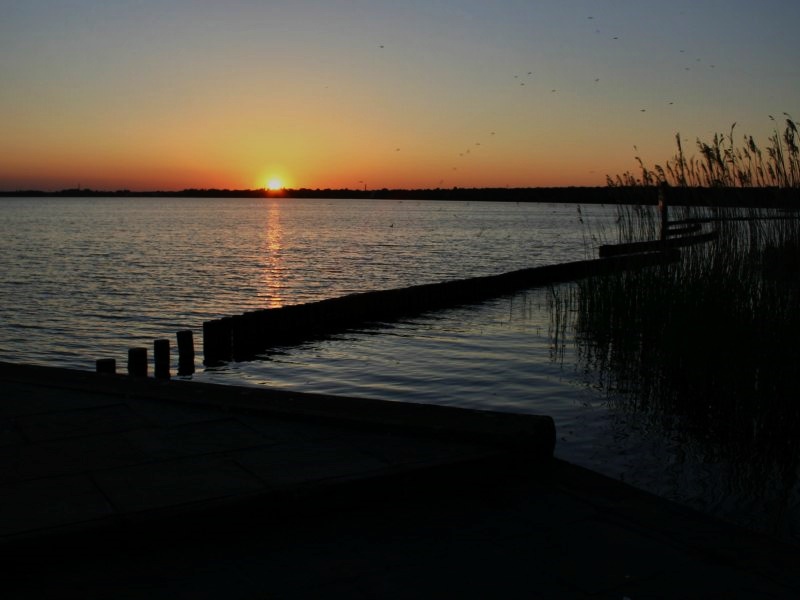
[0,2,797,191]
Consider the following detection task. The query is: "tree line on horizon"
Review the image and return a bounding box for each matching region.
[0,185,796,207]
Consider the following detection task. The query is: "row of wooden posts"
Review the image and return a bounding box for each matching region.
[100,190,717,375]
[598,191,717,257]
[202,191,716,366]
[95,329,195,378]
[201,250,683,366]
[92,195,716,378]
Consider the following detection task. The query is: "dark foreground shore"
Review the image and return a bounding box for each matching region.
[2,361,799,598]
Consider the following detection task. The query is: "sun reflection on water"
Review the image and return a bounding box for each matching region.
[263,200,286,308]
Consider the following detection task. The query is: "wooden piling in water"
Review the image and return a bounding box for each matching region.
[203,317,233,365]
[177,330,195,375]
[598,231,716,257]
[204,252,684,365]
[95,358,116,375]
[127,347,147,377]
[154,338,170,379]
[232,314,256,362]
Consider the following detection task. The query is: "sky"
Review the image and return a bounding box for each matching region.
[1,0,798,191]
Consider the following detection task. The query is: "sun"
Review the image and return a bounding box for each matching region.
[266,178,283,191]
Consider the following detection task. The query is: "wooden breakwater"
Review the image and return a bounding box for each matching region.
[203,250,679,365]
[95,330,196,379]
[598,230,718,257]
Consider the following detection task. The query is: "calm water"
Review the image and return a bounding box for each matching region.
[1,196,796,543]
[0,197,602,368]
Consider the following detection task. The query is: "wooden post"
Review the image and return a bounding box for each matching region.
[127,347,148,377]
[231,314,251,362]
[177,329,195,376]
[154,338,170,379]
[203,317,233,365]
[96,358,116,374]
[659,185,669,242]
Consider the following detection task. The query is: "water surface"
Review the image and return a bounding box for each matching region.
[0,196,606,368]
[2,196,795,544]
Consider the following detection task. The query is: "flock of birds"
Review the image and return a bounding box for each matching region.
[372,12,724,185]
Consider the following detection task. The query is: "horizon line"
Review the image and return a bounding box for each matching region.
[0,184,612,196]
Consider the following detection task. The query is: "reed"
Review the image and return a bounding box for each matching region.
[606,114,800,188]
[555,117,800,532]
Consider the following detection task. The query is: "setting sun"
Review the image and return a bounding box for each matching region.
[267,178,283,191]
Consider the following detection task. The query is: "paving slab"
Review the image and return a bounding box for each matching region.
[12,403,150,441]
[0,474,113,537]
[0,430,151,484]
[120,419,269,461]
[10,459,796,599]
[0,360,543,549]
[2,361,800,598]
[92,456,267,514]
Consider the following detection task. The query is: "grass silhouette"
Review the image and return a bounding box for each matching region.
[552,116,800,538]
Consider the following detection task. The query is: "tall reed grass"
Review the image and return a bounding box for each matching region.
[555,116,800,539]
[607,114,800,188]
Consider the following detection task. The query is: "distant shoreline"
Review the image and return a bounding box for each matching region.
[0,186,796,207]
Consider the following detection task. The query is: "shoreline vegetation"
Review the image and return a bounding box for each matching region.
[554,116,800,541]
[0,185,797,207]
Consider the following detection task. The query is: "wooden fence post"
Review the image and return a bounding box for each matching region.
[203,317,233,365]
[154,338,170,379]
[127,347,148,377]
[177,329,195,375]
[96,358,116,374]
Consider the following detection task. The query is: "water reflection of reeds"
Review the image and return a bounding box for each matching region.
[554,118,800,542]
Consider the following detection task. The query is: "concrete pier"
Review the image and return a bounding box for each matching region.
[2,360,798,598]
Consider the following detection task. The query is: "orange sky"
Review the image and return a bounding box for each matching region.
[1,1,797,191]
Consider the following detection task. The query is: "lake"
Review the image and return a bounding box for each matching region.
[1,196,796,544]
[0,196,605,368]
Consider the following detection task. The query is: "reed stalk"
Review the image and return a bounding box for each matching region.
[607,115,800,188]
[554,117,800,535]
